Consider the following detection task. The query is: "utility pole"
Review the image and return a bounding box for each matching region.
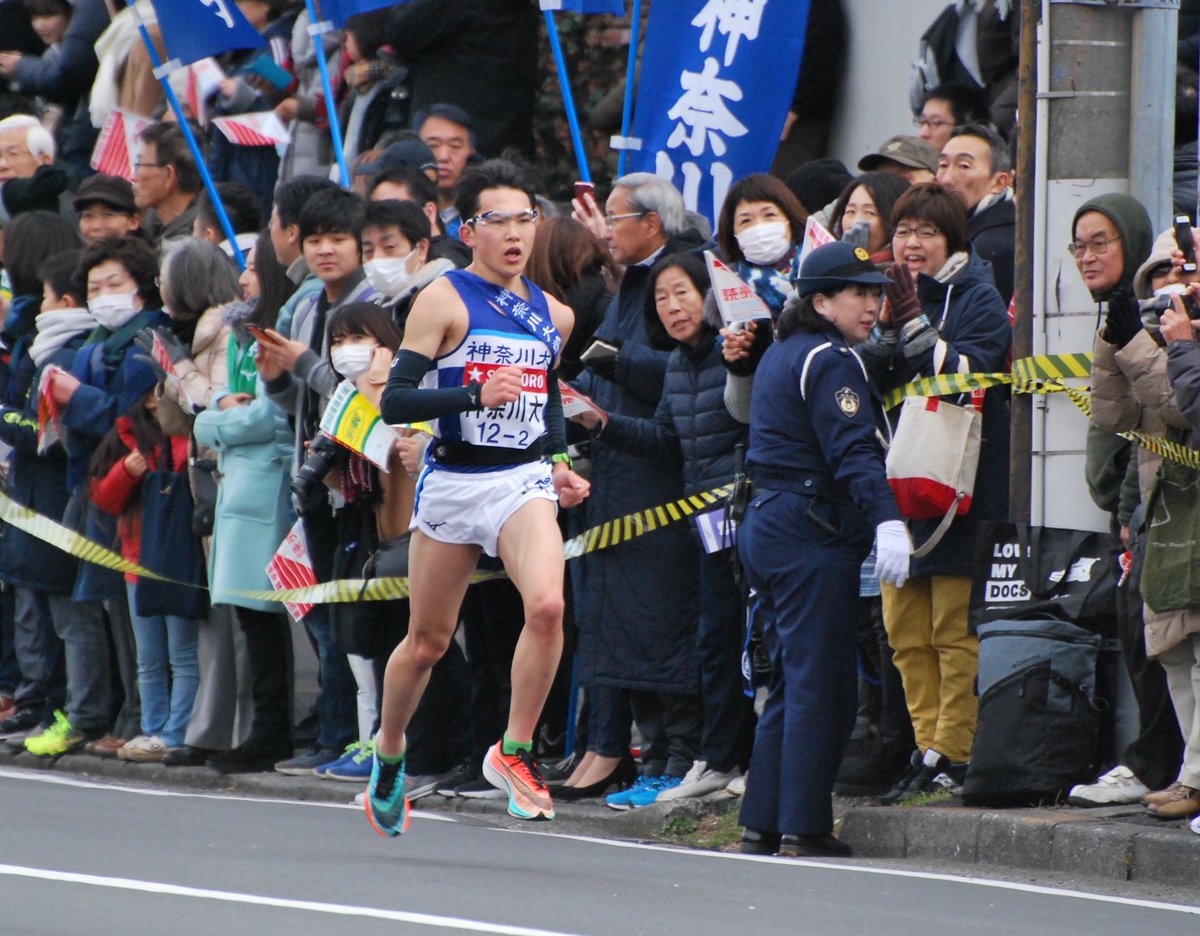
[1026,0,1178,531]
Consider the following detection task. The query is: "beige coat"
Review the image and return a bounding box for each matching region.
[1090,328,1200,658]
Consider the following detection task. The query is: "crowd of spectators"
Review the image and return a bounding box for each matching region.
[0,0,1197,847]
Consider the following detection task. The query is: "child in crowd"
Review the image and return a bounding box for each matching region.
[89,389,199,763]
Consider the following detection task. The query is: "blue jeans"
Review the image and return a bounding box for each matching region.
[303,606,357,752]
[126,583,200,748]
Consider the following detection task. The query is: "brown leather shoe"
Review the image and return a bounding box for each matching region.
[85,735,128,758]
[1143,781,1186,806]
[1147,785,1200,819]
[0,696,15,722]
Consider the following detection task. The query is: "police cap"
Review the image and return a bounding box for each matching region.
[795,242,891,297]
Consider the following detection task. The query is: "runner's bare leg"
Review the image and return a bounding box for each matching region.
[374,531,481,758]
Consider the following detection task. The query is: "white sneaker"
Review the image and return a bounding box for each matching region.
[1067,765,1150,806]
[658,760,742,801]
[725,772,746,796]
[118,735,167,763]
[1190,814,1200,835]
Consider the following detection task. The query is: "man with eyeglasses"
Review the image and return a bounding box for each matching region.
[568,173,710,807]
[133,123,202,252]
[915,85,989,152]
[365,158,589,835]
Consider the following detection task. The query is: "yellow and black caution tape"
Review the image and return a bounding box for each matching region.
[562,484,733,560]
[880,351,1200,471]
[0,478,733,604]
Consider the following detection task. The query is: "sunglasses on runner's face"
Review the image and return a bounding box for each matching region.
[466,210,539,229]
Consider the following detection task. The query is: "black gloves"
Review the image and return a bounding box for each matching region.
[1104,289,1143,348]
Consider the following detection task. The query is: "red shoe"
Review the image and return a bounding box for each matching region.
[482,742,555,820]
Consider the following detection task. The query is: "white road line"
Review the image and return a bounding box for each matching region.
[0,863,583,936]
[495,828,1200,915]
[0,767,456,821]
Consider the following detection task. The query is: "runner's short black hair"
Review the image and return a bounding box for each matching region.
[454,158,536,226]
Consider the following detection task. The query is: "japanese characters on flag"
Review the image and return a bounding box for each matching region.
[36,368,64,456]
[799,215,835,265]
[266,519,317,621]
[629,0,812,223]
[560,382,608,429]
[148,0,265,66]
[212,112,291,151]
[704,250,771,329]
[90,109,152,181]
[166,57,225,127]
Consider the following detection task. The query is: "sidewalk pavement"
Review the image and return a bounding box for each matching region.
[4,746,1197,888]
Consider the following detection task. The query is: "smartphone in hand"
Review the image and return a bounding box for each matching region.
[1175,214,1197,273]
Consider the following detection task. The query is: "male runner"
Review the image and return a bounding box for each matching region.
[365,159,590,835]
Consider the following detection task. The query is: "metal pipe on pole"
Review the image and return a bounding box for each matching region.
[1129,2,1179,230]
[1011,0,1040,526]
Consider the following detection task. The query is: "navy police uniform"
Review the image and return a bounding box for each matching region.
[737,251,901,840]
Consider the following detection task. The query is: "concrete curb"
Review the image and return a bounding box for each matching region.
[838,801,1200,888]
[6,747,1197,890]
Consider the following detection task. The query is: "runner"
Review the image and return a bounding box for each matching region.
[365,158,590,835]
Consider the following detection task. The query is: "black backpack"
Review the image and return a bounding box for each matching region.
[962,618,1104,806]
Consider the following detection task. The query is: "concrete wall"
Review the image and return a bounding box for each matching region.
[829,0,954,171]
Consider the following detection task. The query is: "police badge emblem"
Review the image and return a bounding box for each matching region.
[835,387,860,416]
[853,247,870,262]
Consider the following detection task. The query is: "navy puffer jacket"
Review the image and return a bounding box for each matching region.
[598,325,747,496]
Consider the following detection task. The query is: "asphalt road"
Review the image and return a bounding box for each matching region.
[2,767,1198,936]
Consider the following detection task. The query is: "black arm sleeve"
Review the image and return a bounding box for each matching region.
[543,370,566,456]
[380,349,480,424]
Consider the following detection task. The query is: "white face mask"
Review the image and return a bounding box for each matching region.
[88,290,140,330]
[363,250,417,297]
[330,343,377,382]
[735,221,792,266]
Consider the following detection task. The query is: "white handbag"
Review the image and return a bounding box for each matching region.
[885,395,982,558]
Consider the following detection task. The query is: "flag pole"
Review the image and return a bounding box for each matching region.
[304,0,352,189]
[133,16,246,271]
[543,9,592,184]
[616,0,642,177]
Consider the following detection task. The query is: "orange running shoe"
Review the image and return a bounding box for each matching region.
[482,742,555,820]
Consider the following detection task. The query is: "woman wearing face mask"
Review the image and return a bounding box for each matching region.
[857,183,1011,806]
[715,175,807,423]
[36,236,168,756]
[830,171,912,271]
[716,174,809,321]
[361,199,455,327]
[306,301,448,784]
[735,241,910,858]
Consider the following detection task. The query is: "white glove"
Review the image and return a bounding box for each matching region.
[874,520,912,589]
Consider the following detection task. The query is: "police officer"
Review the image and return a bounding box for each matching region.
[736,241,912,858]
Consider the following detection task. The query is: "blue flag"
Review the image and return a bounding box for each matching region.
[628,0,811,223]
[541,1,625,13]
[149,0,265,66]
[318,0,412,28]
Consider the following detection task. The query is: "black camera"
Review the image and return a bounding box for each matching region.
[291,433,345,510]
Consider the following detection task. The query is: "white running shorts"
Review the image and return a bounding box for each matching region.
[410,460,558,557]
